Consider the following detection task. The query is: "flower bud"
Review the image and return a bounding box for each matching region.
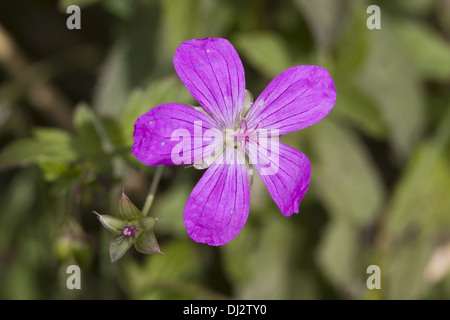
[94,190,163,262]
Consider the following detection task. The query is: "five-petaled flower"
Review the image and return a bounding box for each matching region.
[132,37,336,246]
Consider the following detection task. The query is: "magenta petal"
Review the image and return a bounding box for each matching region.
[183,149,250,246]
[249,140,311,216]
[132,103,218,166]
[174,38,246,129]
[246,66,336,135]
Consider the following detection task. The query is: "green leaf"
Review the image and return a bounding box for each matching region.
[159,0,234,58]
[294,0,350,51]
[234,32,294,78]
[159,0,202,56]
[134,230,162,255]
[92,5,160,117]
[316,218,360,292]
[333,5,371,77]
[72,103,104,155]
[389,0,435,15]
[392,18,450,81]
[92,41,130,117]
[72,103,115,173]
[357,20,425,161]
[224,213,299,299]
[100,0,134,20]
[0,128,76,168]
[116,192,143,220]
[0,167,39,248]
[332,81,387,139]
[383,109,450,299]
[310,118,385,227]
[121,241,205,299]
[73,103,116,153]
[149,180,192,238]
[110,236,134,263]
[436,1,450,34]
[0,139,43,170]
[0,128,77,181]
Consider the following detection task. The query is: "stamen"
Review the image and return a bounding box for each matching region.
[228,119,260,153]
[243,118,248,132]
[121,224,138,240]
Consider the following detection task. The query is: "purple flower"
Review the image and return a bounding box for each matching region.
[132,37,336,246]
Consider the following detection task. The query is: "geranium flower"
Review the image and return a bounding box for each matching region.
[132,37,336,246]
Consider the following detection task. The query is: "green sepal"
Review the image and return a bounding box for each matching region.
[110,236,134,263]
[94,212,125,234]
[134,230,164,255]
[138,216,158,231]
[116,192,143,220]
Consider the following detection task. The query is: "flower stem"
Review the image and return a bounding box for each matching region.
[142,165,164,216]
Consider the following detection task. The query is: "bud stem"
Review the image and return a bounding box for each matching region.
[142,165,164,216]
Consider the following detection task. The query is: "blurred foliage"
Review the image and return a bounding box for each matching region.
[0,0,449,300]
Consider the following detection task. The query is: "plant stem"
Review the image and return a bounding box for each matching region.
[142,165,164,216]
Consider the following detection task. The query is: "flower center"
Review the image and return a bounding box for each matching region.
[225,119,259,153]
[122,224,138,239]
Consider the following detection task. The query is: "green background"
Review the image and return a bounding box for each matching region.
[0,0,450,299]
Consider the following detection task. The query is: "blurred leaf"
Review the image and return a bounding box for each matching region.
[333,81,387,139]
[100,0,134,20]
[294,0,350,52]
[234,31,294,78]
[383,109,450,299]
[0,128,77,181]
[150,174,193,238]
[386,113,450,237]
[333,5,371,77]
[60,0,133,19]
[54,219,92,267]
[73,103,103,151]
[121,240,207,299]
[0,167,40,249]
[93,4,159,116]
[72,103,112,173]
[390,0,436,15]
[310,118,385,227]
[436,0,450,34]
[0,257,40,299]
[225,213,298,299]
[159,0,202,56]
[0,128,75,168]
[92,41,131,117]
[159,0,234,57]
[316,218,361,293]
[385,237,431,299]
[357,21,425,161]
[392,18,450,81]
